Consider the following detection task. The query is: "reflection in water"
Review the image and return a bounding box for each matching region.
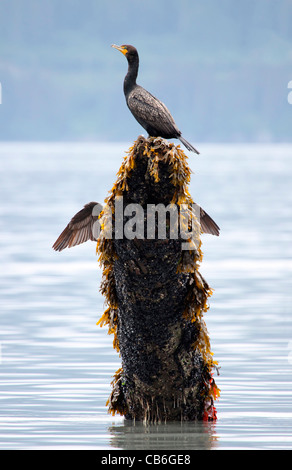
[108,420,218,450]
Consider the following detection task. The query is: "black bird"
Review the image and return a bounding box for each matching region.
[52,201,219,252]
[112,44,200,154]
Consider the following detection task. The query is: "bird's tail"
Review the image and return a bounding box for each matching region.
[178,136,200,154]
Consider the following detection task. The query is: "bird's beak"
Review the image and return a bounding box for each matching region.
[111,44,128,55]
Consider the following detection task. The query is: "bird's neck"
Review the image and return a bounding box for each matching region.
[124,59,139,95]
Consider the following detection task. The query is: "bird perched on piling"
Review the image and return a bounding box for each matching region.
[52,196,219,252]
[112,44,200,154]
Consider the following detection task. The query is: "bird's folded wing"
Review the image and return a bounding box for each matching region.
[52,202,103,251]
[128,87,179,135]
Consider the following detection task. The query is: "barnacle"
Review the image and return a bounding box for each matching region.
[96,137,219,420]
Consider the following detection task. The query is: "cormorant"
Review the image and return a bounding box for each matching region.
[112,44,200,154]
[52,200,219,252]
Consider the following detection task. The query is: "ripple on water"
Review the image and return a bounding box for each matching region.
[0,143,292,449]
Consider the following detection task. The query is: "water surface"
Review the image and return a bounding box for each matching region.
[0,142,292,449]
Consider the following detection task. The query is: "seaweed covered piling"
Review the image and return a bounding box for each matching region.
[96,136,220,422]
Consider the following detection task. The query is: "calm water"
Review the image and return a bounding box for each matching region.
[0,142,292,450]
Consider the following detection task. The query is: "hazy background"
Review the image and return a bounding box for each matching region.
[0,0,292,143]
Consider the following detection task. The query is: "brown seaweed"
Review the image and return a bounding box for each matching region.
[96,136,220,422]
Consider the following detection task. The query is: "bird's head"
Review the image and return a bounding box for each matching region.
[111,44,138,62]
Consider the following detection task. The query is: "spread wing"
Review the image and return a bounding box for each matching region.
[199,207,220,236]
[52,202,103,251]
[127,86,180,136]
